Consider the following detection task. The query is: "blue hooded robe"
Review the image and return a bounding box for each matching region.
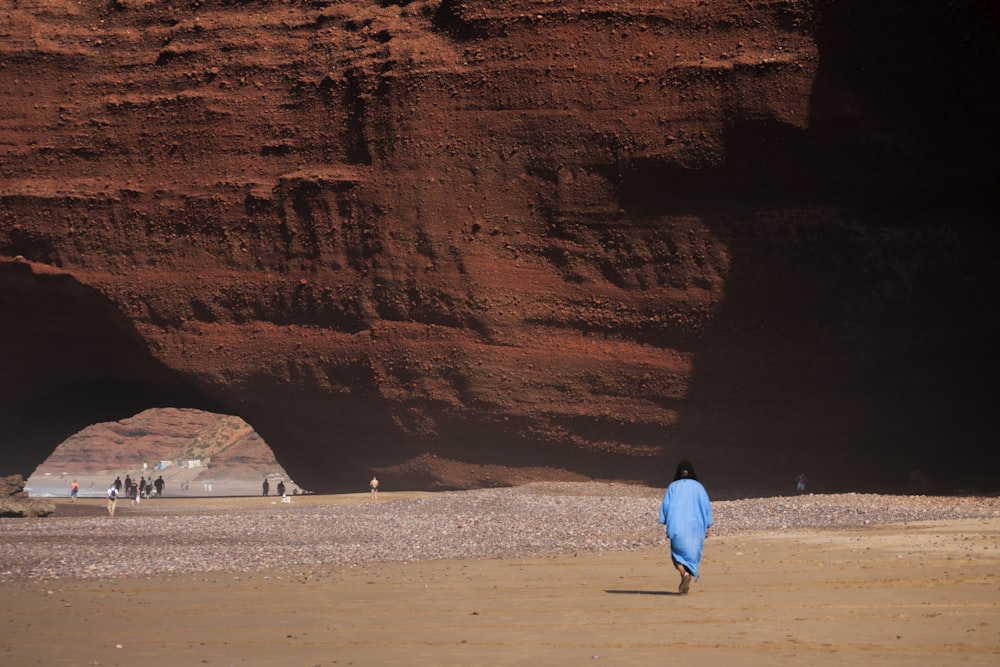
[658,478,713,579]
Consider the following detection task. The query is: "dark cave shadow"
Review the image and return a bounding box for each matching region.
[604,589,680,597]
[607,2,1000,496]
[0,261,232,477]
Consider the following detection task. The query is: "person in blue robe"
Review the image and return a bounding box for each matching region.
[658,460,713,594]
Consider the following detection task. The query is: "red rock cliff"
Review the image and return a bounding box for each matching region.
[1,0,997,493]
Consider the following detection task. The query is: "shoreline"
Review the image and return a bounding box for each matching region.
[24,472,293,499]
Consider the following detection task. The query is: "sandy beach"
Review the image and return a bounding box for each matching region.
[2,485,998,666]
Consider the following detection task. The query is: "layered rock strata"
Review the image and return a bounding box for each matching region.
[1,0,997,493]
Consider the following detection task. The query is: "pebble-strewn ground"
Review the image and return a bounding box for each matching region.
[2,483,997,581]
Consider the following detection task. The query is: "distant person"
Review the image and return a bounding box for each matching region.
[154,476,165,497]
[107,484,119,517]
[114,476,123,493]
[795,472,808,493]
[276,480,286,496]
[658,460,713,595]
[124,475,133,497]
[70,479,79,502]
[263,479,270,496]
[146,478,154,497]
[795,472,808,494]
[370,476,379,501]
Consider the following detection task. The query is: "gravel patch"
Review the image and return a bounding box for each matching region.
[2,483,997,581]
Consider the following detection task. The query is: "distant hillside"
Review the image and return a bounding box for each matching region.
[34,408,286,479]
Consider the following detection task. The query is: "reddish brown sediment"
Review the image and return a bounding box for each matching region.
[1,1,997,493]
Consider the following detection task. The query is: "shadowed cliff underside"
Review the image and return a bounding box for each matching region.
[1,0,998,494]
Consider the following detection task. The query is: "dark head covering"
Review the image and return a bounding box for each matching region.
[673,460,699,482]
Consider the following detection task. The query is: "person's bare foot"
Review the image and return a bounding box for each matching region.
[679,573,693,594]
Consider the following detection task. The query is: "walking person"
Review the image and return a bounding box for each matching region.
[795,472,808,494]
[107,484,119,517]
[70,479,79,502]
[658,460,713,594]
[370,475,379,501]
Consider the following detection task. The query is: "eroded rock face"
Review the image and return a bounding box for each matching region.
[34,407,284,478]
[1,1,997,493]
[1,475,55,518]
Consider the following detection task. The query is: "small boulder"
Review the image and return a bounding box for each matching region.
[0,474,56,517]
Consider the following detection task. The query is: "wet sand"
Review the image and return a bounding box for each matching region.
[2,493,998,666]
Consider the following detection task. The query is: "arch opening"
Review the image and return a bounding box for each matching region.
[1,261,296,495]
[26,407,296,498]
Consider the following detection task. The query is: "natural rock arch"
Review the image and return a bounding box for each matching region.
[1,0,998,495]
[0,261,234,479]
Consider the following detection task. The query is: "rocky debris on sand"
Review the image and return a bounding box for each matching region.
[0,483,996,581]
